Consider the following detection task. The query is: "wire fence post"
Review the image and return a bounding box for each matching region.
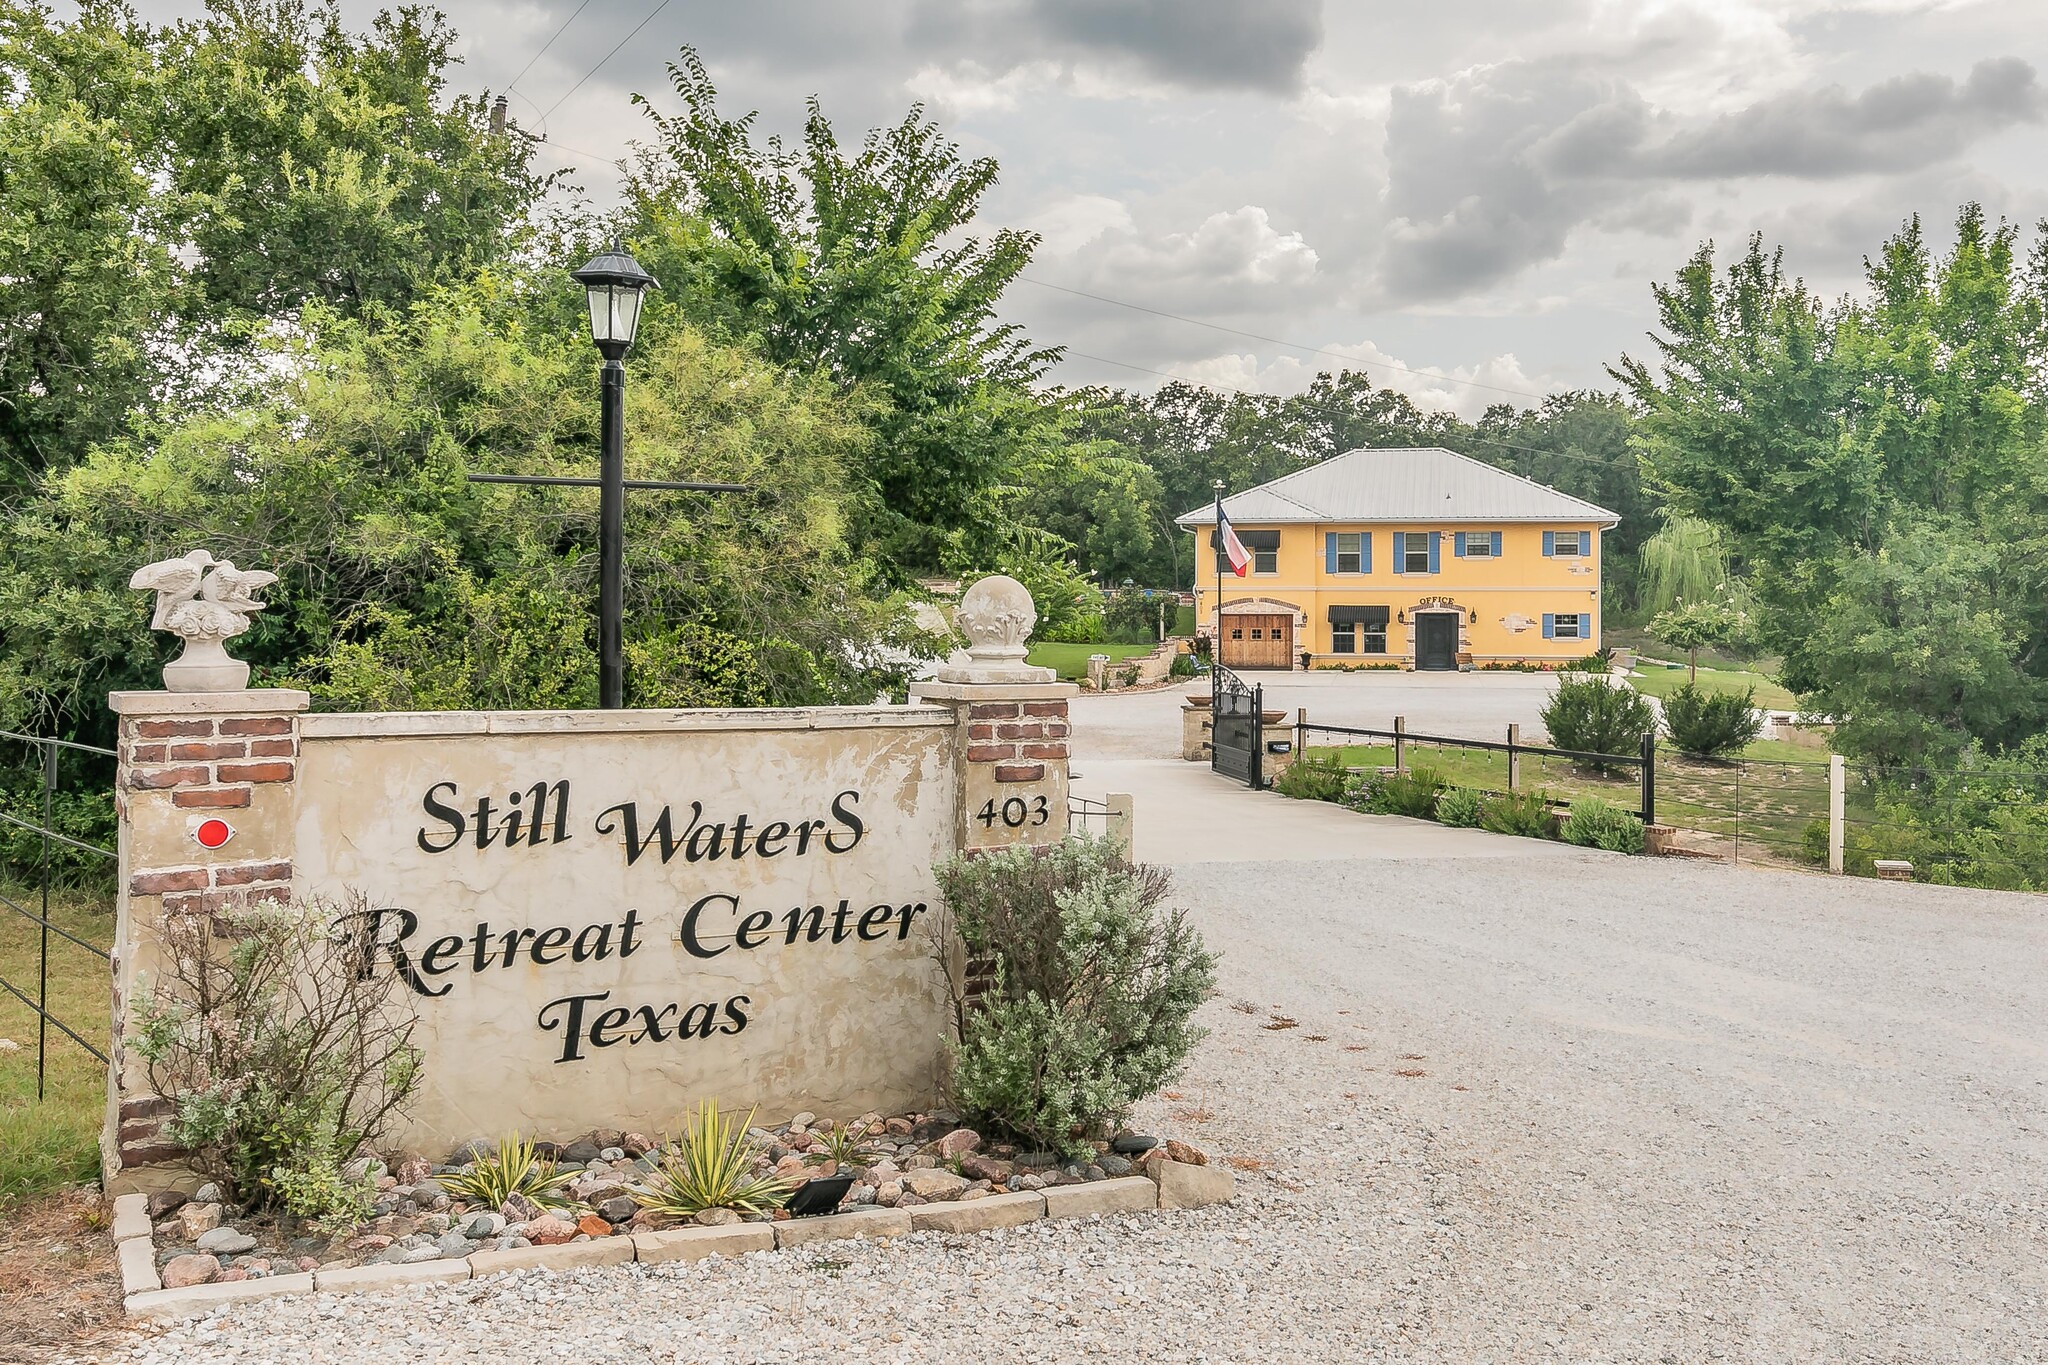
[1829,753,1846,874]
[1732,761,1743,865]
[1393,715,1406,774]
[1507,724,1521,791]
[38,739,54,1101]
[1638,730,1655,826]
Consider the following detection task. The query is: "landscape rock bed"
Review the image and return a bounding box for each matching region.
[110,1111,1233,1320]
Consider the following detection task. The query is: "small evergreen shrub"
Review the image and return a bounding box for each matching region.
[1273,751,1354,803]
[1541,676,1656,767]
[934,836,1218,1159]
[1559,796,1646,853]
[1169,650,1197,678]
[1371,764,1446,818]
[1103,586,1157,644]
[1663,682,1765,758]
[1435,786,1484,827]
[1479,790,1555,838]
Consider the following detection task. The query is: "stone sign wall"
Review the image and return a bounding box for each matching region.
[104,574,1081,1190]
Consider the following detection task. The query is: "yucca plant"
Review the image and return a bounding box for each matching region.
[806,1119,880,1169]
[439,1135,582,1212]
[635,1100,796,1218]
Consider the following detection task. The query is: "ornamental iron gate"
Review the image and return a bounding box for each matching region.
[1211,665,1263,788]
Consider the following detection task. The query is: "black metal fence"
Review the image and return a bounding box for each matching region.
[1302,719,1656,824]
[0,731,116,1099]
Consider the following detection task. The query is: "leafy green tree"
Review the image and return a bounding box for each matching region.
[625,51,1062,569]
[0,279,919,745]
[1649,597,1745,680]
[1798,526,2042,766]
[1618,206,2048,763]
[0,2,183,485]
[157,0,549,321]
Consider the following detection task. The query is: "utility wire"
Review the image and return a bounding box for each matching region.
[1058,350,1642,473]
[1018,275,1556,402]
[540,0,676,121]
[506,0,597,94]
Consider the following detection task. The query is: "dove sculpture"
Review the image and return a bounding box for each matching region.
[129,550,277,692]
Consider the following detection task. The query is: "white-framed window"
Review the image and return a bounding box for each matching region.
[1550,530,1587,557]
[1362,622,1387,653]
[1332,621,1357,653]
[1335,532,1363,574]
[1254,542,1278,575]
[1553,613,1584,639]
[1463,534,1495,558]
[1402,537,1431,574]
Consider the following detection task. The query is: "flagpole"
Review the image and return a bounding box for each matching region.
[1212,478,1224,666]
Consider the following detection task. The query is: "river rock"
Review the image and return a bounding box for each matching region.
[936,1128,982,1158]
[694,1207,741,1227]
[196,1227,256,1256]
[178,1203,222,1240]
[903,1169,968,1200]
[1164,1140,1208,1167]
[162,1254,220,1289]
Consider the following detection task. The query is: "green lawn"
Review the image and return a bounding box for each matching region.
[1627,662,1798,711]
[0,887,113,1207]
[1025,642,1156,681]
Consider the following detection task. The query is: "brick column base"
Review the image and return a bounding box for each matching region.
[104,688,309,1194]
[910,680,1078,854]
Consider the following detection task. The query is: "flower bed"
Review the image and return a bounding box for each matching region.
[111,1109,1233,1319]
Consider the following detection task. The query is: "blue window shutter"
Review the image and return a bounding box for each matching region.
[1362,532,1372,575]
[1393,531,1406,575]
[1454,531,1467,557]
[1325,532,1338,573]
[1542,614,1556,639]
[1491,531,1503,557]
[1428,532,1441,574]
[1542,530,1556,557]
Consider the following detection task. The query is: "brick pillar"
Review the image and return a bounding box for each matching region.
[910,682,1077,853]
[104,688,309,1194]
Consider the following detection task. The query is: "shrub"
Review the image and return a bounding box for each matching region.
[1273,751,1353,803]
[1371,763,1446,818]
[1479,790,1555,838]
[131,893,422,1212]
[1103,586,1157,644]
[636,1101,795,1218]
[1559,796,1646,853]
[1541,676,1656,766]
[933,835,1217,1159]
[440,1135,582,1213]
[1435,786,1484,827]
[266,1153,376,1232]
[1169,649,1197,678]
[1663,682,1764,758]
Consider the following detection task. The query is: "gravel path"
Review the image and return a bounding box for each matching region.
[84,854,2048,1364]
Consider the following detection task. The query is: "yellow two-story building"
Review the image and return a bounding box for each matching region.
[1178,447,1618,671]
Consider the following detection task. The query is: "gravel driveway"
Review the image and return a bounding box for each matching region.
[87,854,2048,1364]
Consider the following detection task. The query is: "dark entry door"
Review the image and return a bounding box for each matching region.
[1415,613,1457,671]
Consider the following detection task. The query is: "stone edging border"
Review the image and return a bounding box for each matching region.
[114,1162,1235,1321]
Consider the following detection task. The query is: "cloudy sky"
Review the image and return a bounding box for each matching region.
[157,0,2048,415]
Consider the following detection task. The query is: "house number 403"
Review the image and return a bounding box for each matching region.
[976,795,1050,829]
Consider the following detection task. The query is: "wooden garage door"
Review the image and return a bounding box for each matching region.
[1222,613,1293,669]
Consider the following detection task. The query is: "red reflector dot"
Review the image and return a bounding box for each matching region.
[195,819,232,849]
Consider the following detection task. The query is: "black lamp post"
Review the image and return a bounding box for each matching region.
[571,242,658,709]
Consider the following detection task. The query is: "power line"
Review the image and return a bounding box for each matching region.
[1057,350,1641,473]
[506,0,597,94]
[540,0,676,121]
[1017,275,1556,402]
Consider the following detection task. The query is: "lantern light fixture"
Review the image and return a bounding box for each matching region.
[571,240,659,356]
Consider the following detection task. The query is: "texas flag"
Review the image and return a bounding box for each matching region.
[1218,506,1252,577]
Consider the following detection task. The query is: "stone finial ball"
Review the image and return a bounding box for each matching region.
[955,574,1037,661]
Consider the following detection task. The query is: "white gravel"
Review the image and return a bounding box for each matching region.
[79,853,2048,1364]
